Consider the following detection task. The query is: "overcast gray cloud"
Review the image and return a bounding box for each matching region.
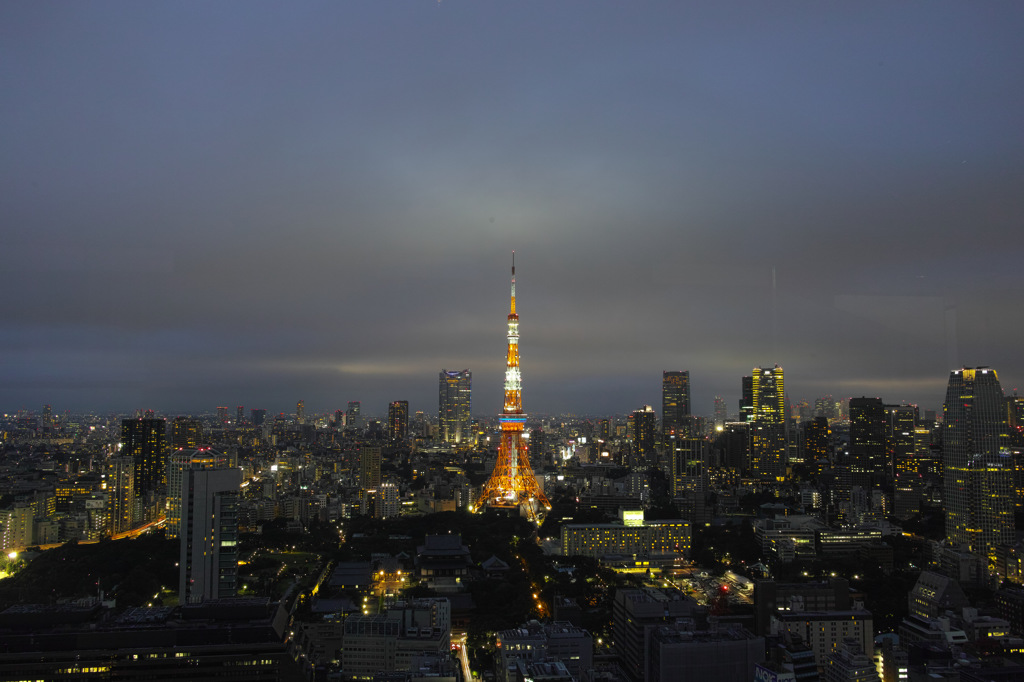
[2,2,1023,418]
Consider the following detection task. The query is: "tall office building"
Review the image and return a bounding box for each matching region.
[943,368,1013,556]
[296,400,305,425]
[236,405,244,425]
[179,466,242,603]
[388,401,409,442]
[216,406,229,424]
[740,376,754,422]
[804,416,832,475]
[171,416,202,450]
[439,370,472,445]
[346,401,362,430]
[250,408,267,427]
[713,396,728,429]
[887,404,918,482]
[849,397,886,487]
[167,448,231,540]
[662,371,691,438]
[121,418,166,498]
[750,366,786,480]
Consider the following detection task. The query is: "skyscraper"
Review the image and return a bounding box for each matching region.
[346,401,362,430]
[849,397,886,487]
[121,418,166,499]
[171,416,202,450]
[662,371,691,438]
[251,408,267,427]
[631,405,658,467]
[166,448,231,540]
[943,368,1013,556]
[476,254,550,523]
[740,376,754,422]
[749,365,786,480]
[296,399,305,425]
[804,416,832,475]
[104,456,134,535]
[179,466,242,603]
[713,396,728,429]
[438,370,472,445]
[359,445,382,490]
[388,401,409,442]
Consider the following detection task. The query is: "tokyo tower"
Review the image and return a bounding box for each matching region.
[474,253,552,524]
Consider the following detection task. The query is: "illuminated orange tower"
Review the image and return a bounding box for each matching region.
[475,253,551,524]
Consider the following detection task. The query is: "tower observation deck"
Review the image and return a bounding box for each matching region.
[474,253,551,524]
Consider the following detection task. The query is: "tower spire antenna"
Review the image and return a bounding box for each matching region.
[476,250,550,524]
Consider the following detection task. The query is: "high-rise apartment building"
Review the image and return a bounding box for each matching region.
[631,405,658,467]
[296,400,305,425]
[236,405,244,425]
[121,418,166,498]
[662,371,691,438]
[388,401,409,442]
[943,368,1013,556]
[438,370,472,445]
[216,406,229,424]
[750,366,786,480]
[179,466,242,603]
[171,416,202,450]
[359,445,382,491]
[104,456,135,535]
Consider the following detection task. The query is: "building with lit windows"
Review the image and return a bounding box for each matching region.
[104,456,134,535]
[438,370,471,445]
[849,397,886,487]
[749,366,786,480]
[496,620,593,682]
[340,598,452,679]
[662,371,691,438]
[359,445,382,491]
[560,511,690,560]
[179,466,242,604]
[388,400,409,442]
[166,448,231,540]
[631,405,658,467]
[942,368,1013,556]
[121,418,166,499]
[769,609,873,669]
[171,416,202,450]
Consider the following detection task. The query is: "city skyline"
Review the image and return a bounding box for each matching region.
[3,3,1023,416]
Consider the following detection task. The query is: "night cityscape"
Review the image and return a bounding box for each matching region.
[3,3,1024,682]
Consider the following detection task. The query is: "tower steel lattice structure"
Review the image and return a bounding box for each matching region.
[475,254,551,524]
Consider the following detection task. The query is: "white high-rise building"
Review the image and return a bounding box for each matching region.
[179,466,242,603]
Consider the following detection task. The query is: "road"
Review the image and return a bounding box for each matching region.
[454,630,473,682]
[10,516,166,553]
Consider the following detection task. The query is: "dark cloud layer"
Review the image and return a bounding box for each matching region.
[2,2,1023,418]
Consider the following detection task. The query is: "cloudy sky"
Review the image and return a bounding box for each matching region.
[2,2,1023,419]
